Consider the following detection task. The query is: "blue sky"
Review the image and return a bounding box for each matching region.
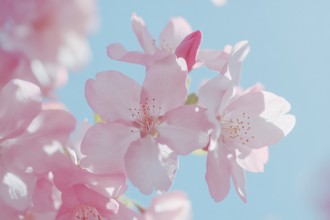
[58,1,330,219]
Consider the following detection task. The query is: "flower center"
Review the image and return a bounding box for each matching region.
[152,39,176,53]
[129,97,162,138]
[220,112,255,146]
[74,204,102,220]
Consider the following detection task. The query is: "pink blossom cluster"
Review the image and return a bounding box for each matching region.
[98,13,296,203]
[0,4,295,220]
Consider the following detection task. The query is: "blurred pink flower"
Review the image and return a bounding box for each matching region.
[143,192,192,220]
[198,75,295,202]
[211,0,228,7]
[0,0,98,69]
[0,0,98,97]
[81,54,211,194]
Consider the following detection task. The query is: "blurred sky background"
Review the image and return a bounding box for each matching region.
[57,1,330,219]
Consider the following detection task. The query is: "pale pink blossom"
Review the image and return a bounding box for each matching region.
[0,79,75,217]
[53,149,139,220]
[198,75,295,202]
[82,54,211,194]
[107,13,201,71]
[56,184,141,220]
[143,192,192,220]
[55,184,118,220]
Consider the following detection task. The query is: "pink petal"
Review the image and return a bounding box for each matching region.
[159,17,192,51]
[205,142,231,202]
[80,122,139,174]
[85,71,141,122]
[226,41,250,85]
[66,120,90,164]
[236,146,269,173]
[0,169,36,211]
[260,91,296,135]
[107,43,153,65]
[198,74,233,117]
[175,30,202,72]
[0,199,23,219]
[6,109,76,173]
[0,79,41,141]
[110,202,142,220]
[145,192,192,220]
[125,136,178,194]
[231,161,247,203]
[0,49,20,88]
[157,105,211,155]
[142,54,188,115]
[53,154,127,198]
[131,13,156,54]
[74,184,119,216]
[32,177,56,212]
[197,49,230,73]
[225,90,266,115]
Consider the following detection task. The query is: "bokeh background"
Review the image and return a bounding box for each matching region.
[58,1,330,219]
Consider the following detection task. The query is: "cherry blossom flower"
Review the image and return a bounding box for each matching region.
[0,79,75,217]
[52,126,139,220]
[56,184,121,220]
[82,54,211,194]
[107,13,201,71]
[53,153,139,220]
[198,74,295,202]
[143,192,192,220]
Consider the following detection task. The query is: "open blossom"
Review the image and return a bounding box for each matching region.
[107,13,201,71]
[143,192,192,220]
[53,152,139,220]
[0,79,75,218]
[81,54,211,194]
[56,184,121,220]
[198,74,295,202]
